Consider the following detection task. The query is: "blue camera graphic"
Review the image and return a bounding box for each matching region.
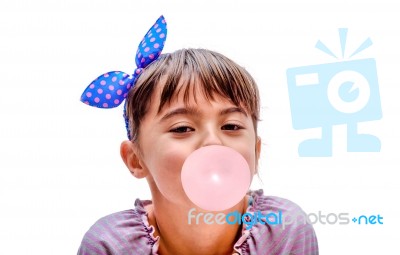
[286,29,382,157]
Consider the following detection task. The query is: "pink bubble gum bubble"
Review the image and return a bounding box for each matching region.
[181,145,251,212]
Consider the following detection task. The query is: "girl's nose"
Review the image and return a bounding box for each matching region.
[200,128,223,147]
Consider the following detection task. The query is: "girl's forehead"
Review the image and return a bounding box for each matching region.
[144,72,255,118]
[154,83,236,112]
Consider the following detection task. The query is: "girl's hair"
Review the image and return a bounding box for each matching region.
[126,48,260,142]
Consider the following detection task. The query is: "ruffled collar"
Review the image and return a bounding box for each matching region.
[133,189,266,255]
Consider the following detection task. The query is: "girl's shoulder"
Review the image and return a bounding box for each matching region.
[249,189,306,215]
[77,199,158,255]
[241,189,319,255]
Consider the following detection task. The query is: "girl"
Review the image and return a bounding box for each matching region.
[78,16,318,255]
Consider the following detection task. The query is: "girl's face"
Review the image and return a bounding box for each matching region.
[133,83,261,206]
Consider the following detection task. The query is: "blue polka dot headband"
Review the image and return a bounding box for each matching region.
[80,16,167,140]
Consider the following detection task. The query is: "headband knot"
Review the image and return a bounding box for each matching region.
[80,16,167,140]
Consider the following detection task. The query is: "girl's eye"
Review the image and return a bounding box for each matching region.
[170,126,194,133]
[221,124,242,131]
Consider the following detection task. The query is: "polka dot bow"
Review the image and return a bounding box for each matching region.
[80,15,167,140]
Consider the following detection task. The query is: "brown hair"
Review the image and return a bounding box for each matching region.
[126,48,260,142]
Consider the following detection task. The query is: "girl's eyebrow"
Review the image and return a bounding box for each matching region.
[159,107,200,123]
[159,106,247,123]
[219,107,248,117]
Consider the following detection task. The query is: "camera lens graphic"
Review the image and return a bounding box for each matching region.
[327,70,371,113]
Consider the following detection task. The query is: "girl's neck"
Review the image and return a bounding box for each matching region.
[146,195,249,255]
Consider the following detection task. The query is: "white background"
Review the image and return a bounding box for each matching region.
[1,0,399,254]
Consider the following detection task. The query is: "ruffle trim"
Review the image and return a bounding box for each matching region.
[133,189,269,255]
[232,189,267,255]
[134,199,160,254]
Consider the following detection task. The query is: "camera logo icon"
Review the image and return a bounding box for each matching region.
[286,28,382,157]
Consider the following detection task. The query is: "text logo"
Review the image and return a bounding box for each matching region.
[187,208,383,230]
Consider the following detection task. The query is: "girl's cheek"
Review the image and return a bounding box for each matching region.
[157,144,189,173]
[234,145,257,174]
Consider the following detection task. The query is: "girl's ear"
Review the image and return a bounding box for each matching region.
[254,136,262,174]
[120,140,148,179]
[256,136,262,161]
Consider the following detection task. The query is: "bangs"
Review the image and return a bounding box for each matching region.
[157,49,259,119]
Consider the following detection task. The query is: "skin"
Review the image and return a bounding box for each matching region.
[121,83,261,255]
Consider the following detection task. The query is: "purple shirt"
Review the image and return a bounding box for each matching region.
[78,190,319,254]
